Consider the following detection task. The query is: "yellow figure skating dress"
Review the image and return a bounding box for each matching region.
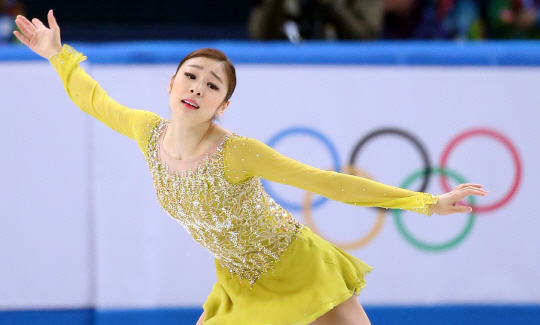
[51,45,438,325]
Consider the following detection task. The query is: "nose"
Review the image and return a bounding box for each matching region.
[189,87,202,96]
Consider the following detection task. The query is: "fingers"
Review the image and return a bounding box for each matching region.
[32,18,45,29]
[450,188,487,210]
[453,183,483,191]
[453,184,488,198]
[452,205,473,214]
[464,188,488,195]
[15,15,37,39]
[48,10,60,30]
[443,184,489,215]
[12,30,29,46]
[456,188,488,200]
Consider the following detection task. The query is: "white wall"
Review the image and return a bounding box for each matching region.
[1,62,538,309]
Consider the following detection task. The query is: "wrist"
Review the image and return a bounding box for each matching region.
[427,202,437,216]
[427,195,440,216]
[47,44,63,60]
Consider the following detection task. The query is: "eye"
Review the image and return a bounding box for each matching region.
[184,73,196,79]
[208,83,219,90]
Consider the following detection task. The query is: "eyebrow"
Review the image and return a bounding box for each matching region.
[187,64,223,84]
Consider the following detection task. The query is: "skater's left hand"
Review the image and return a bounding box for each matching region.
[429,183,488,215]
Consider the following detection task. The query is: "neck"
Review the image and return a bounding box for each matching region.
[163,111,215,160]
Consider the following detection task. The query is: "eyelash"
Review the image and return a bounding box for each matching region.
[184,73,219,91]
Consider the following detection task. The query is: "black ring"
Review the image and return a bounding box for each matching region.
[348,128,432,209]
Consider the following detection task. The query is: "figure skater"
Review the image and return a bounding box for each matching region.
[14,10,488,325]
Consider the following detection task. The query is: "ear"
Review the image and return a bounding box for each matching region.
[216,99,230,116]
[168,75,175,93]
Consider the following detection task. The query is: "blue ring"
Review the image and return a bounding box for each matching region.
[262,127,341,211]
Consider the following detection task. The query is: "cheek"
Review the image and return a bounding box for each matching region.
[173,76,189,90]
[208,90,225,103]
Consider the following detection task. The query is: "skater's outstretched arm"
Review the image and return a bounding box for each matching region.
[14,10,161,156]
[224,137,488,216]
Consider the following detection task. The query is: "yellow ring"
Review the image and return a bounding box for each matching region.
[302,165,386,250]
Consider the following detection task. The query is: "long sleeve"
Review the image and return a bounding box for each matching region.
[223,136,438,216]
[49,44,162,157]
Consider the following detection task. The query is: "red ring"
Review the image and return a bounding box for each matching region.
[439,128,522,213]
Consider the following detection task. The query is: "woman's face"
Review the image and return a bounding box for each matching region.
[168,57,230,123]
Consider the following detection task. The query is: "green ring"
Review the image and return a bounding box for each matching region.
[392,167,476,252]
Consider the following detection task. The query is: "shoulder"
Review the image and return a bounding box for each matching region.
[133,111,164,142]
[132,111,164,156]
[132,110,162,125]
[225,135,266,148]
[223,136,277,162]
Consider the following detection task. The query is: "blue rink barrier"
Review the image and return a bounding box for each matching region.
[2,41,540,66]
[0,305,539,325]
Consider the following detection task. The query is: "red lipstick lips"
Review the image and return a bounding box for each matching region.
[181,99,199,109]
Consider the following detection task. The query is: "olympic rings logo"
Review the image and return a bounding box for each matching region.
[262,127,522,252]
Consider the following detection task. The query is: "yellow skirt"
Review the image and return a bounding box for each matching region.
[202,226,373,325]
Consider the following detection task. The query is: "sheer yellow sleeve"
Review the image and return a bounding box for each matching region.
[49,44,162,157]
[224,136,439,216]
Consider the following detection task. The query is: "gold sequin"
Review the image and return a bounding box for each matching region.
[146,120,303,286]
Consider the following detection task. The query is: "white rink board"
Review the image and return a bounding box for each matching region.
[1,62,538,309]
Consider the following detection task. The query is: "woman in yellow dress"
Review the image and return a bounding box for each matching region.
[14,10,488,325]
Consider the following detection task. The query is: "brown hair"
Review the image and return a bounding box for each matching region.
[175,48,236,102]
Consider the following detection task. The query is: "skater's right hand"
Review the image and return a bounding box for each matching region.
[13,10,62,60]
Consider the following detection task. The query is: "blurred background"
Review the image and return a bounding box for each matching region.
[1,1,540,325]
[3,0,540,42]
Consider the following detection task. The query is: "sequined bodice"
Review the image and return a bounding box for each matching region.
[146,120,303,284]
